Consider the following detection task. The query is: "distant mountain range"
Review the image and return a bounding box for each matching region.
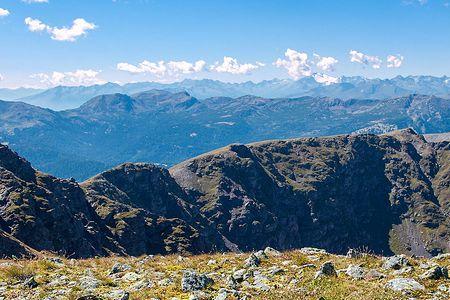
[0,90,449,180]
[1,75,450,110]
[1,129,449,258]
[0,87,43,101]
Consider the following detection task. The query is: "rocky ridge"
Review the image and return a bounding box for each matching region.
[0,129,449,259]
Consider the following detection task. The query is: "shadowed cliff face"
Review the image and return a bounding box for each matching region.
[0,129,449,258]
[170,129,450,257]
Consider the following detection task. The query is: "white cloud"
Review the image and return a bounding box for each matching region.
[24,17,47,31]
[349,50,382,69]
[24,17,96,42]
[274,49,312,79]
[117,59,206,78]
[313,73,340,85]
[0,8,10,17]
[31,69,106,87]
[168,60,206,74]
[0,74,4,81]
[210,57,263,75]
[313,54,339,72]
[387,54,404,68]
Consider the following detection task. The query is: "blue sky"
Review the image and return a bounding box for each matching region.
[0,0,449,88]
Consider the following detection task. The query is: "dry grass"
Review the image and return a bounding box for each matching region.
[0,250,448,299]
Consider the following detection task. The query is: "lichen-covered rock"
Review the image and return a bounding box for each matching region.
[315,261,337,279]
[346,265,366,280]
[181,270,214,292]
[385,278,425,292]
[383,255,410,270]
[420,266,449,280]
[244,254,260,268]
[110,263,131,275]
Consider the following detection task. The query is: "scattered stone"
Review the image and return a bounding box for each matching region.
[392,266,414,276]
[299,263,316,269]
[226,275,238,289]
[121,272,140,282]
[181,270,214,292]
[314,261,337,279]
[253,271,270,291]
[189,291,210,300]
[419,262,436,269]
[110,263,132,275]
[264,247,281,257]
[420,266,449,280]
[433,253,450,261]
[107,290,130,300]
[382,255,410,270]
[364,269,386,280]
[215,288,242,300]
[158,278,174,286]
[254,250,268,260]
[438,284,449,292]
[23,276,38,288]
[232,269,247,282]
[79,276,100,290]
[345,265,366,280]
[77,296,102,300]
[281,260,292,266]
[385,278,425,292]
[47,257,64,265]
[207,259,217,265]
[299,247,327,255]
[130,279,154,291]
[346,249,361,259]
[268,266,284,276]
[244,253,260,268]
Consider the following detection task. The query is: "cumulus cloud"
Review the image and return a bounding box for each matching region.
[0,74,4,81]
[274,49,312,79]
[25,17,96,42]
[387,54,404,68]
[210,57,263,75]
[313,54,339,72]
[349,50,382,69]
[0,8,10,17]
[117,60,206,78]
[313,73,340,85]
[31,69,106,86]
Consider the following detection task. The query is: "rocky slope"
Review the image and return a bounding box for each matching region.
[0,129,449,259]
[1,248,450,299]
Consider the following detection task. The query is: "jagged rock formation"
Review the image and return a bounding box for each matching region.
[0,129,449,258]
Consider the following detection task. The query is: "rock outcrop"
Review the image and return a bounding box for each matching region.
[0,129,449,258]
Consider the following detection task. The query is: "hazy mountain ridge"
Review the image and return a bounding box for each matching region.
[1,129,449,259]
[4,75,450,110]
[0,91,449,180]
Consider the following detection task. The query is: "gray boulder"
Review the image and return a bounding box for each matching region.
[382,255,410,270]
[110,263,132,275]
[314,261,337,279]
[385,278,425,292]
[420,266,449,280]
[181,270,214,292]
[264,247,281,257]
[345,265,366,280]
[244,254,260,268]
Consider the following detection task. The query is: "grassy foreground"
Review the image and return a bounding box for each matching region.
[0,248,449,300]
